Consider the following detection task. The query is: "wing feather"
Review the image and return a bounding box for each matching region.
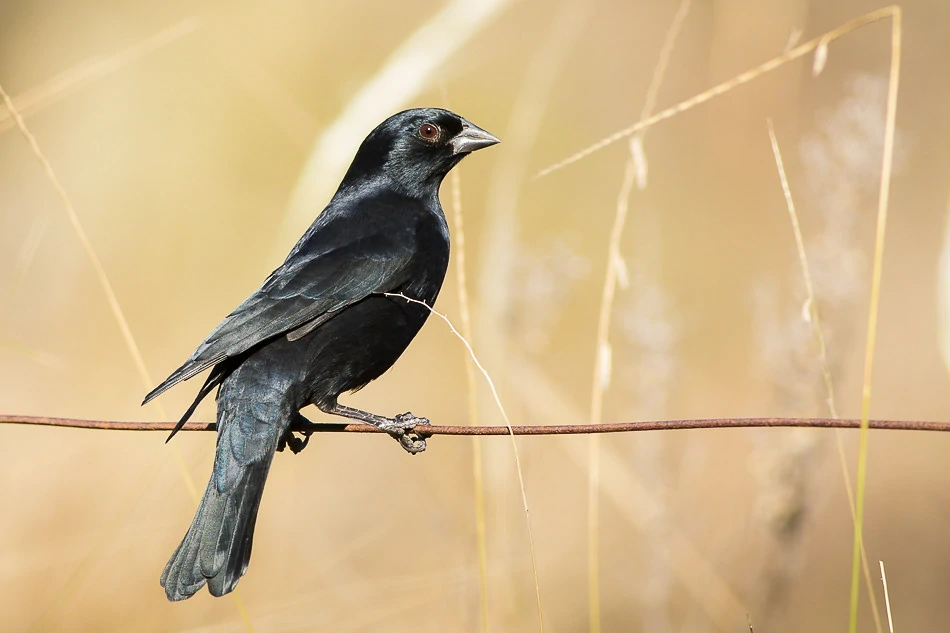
[143,221,414,405]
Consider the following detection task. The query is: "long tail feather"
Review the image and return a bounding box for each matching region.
[160,459,271,601]
[165,365,229,443]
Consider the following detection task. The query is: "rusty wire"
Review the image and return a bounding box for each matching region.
[4,414,949,436]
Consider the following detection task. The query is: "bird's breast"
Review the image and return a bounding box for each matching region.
[402,212,450,305]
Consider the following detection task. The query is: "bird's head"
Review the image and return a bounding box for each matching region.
[339,108,500,197]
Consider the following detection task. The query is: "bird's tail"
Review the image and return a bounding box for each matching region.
[160,456,271,601]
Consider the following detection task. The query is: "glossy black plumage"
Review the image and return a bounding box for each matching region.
[144,108,498,601]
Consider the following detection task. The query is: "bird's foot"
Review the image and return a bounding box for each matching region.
[378,412,430,455]
[276,429,310,454]
[276,414,315,454]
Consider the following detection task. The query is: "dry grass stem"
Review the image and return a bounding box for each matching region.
[0,82,153,391]
[0,18,202,135]
[767,120,883,633]
[638,0,692,133]
[850,8,902,633]
[382,293,544,632]
[535,6,902,180]
[586,156,637,633]
[766,120,839,419]
[475,2,586,627]
[879,560,894,632]
[938,193,950,373]
[0,80,254,632]
[587,2,690,630]
[510,354,746,632]
[447,163,490,632]
[476,0,587,367]
[9,214,50,300]
[530,7,903,628]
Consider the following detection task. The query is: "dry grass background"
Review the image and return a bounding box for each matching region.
[2,0,950,631]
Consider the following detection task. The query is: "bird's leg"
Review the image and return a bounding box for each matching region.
[276,412,315,454]
[317,402,430,454]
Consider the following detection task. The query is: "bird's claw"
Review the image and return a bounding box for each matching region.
[381,412,430,455]
[277,431,311,454]
[277,415,314,454]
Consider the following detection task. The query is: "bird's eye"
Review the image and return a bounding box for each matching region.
[418,123,441,141]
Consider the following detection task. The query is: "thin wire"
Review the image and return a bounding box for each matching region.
[7,414,948,435]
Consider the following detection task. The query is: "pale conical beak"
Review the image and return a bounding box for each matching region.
[450,120,501,155]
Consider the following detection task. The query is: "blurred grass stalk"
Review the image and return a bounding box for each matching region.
[937,190,950,376]
[534,6,904,181]
[849,8,901,633]
[767,119,883,633]
[511,352,746,631]
[446,165,490,632]
[381,292,545,630]
[0,78,256,633]
[278,0,514,251]
[586,2,690,631]
[1,17,202,371]
[0,17,201,136]
[278,1,571,628]
[474,0,586,628]
[530,9,903,623]
[533,6,903,631]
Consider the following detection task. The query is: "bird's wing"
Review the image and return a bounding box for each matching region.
[143,224,415,404]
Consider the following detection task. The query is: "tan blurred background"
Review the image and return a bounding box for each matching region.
[3,0,950,631]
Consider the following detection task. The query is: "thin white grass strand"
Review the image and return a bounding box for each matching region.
[766,120,838,419]
[879,560,894,633]
[382,292,545,632]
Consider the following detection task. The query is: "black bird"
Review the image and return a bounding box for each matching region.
[143,108,499,601]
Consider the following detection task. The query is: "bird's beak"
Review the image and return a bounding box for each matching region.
[451,120,501,155]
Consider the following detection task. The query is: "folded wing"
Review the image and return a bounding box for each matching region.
[143,225,414,405]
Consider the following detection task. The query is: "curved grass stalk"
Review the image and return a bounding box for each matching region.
[0,81,254,633]
[383,292,544,631]
[767,119,883,633]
